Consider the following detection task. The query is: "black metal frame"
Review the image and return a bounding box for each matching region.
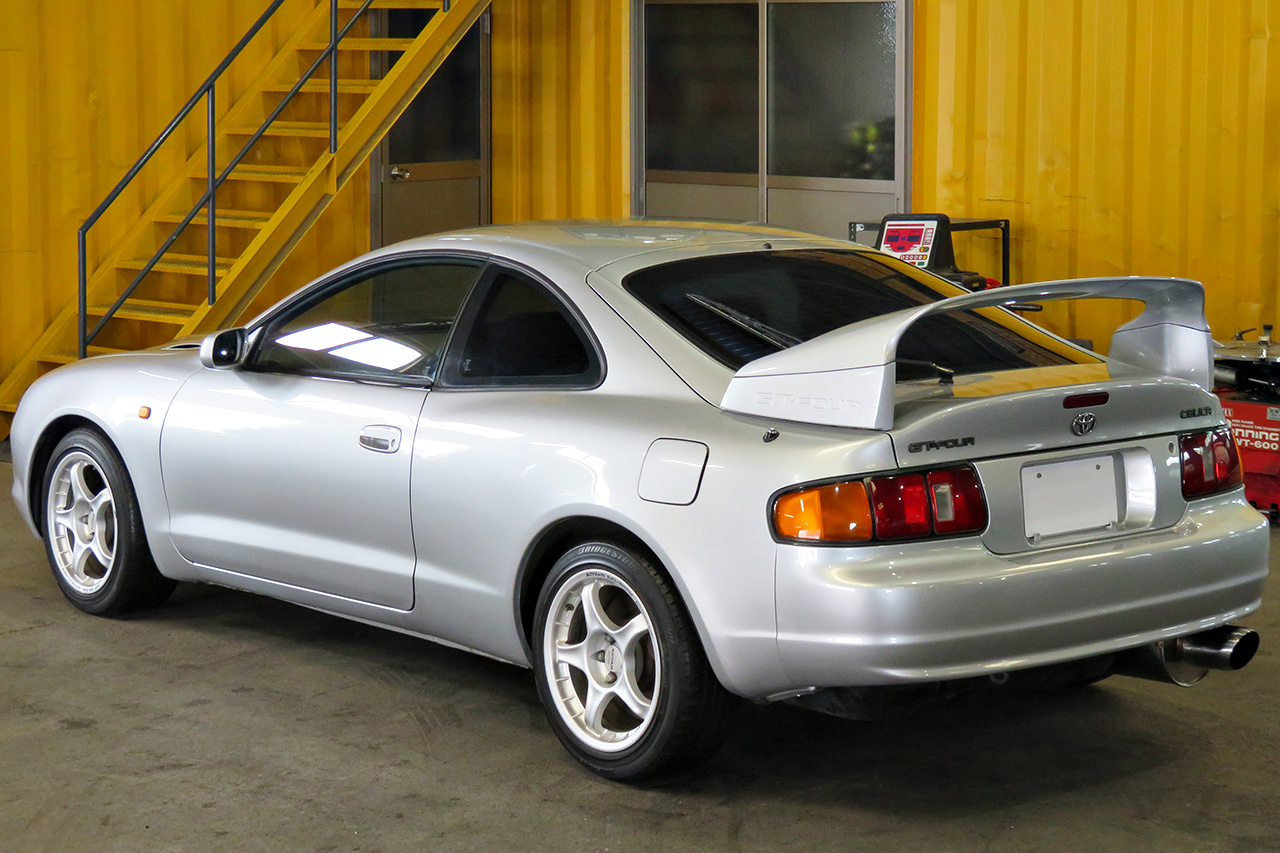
[75,0,383,358]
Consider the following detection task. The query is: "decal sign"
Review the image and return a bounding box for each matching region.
[880,221,937,268]
[1223,404,1280,452]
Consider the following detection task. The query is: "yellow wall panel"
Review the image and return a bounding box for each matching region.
[490,0,630,223]
[914,0,1280,350]
[0,0,329,383]
[3,0,630,387]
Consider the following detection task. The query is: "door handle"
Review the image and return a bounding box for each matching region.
[389,166,411,180]
[359,425,402,453]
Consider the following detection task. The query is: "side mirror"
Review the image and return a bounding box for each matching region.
[199,328,247,369]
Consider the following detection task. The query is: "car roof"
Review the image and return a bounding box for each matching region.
[364,219,869,273]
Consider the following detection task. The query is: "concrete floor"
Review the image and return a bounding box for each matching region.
[2,459,1277,853]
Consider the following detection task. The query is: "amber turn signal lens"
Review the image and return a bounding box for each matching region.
[774,481,873,542]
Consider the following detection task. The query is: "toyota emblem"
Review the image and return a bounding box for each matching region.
[1071,413,1097,436]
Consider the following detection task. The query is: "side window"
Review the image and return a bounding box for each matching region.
[252,260,482,382]
[443,270,599,387]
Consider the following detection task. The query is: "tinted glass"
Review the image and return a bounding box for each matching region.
[645,4,758,173]
[769,3,896,180]
[624,250,1084,380]
[387,12,482,163]
[447,272,596,385]
[254,261,482,382]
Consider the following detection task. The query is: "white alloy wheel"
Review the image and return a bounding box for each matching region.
[532,541,738,781]
[46,450,118,595]
[41,428,176,616]
[542,567,661,752]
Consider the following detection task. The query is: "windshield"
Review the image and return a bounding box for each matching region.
[623,249,1094,380]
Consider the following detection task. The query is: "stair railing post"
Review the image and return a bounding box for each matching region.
[77,230,88,359]
[207,87,217,306]
[329,0,338,154]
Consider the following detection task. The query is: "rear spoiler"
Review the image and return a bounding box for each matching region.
[720,276,1212,430]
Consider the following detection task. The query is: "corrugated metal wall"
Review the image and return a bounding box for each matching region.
[490,0,631,222]
[913,0,1280,350]
[0,0,367,383]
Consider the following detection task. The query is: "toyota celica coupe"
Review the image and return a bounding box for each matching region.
[9,221,1267,780]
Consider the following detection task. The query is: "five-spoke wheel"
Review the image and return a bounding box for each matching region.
[543,568,660,751]
[46,450,118,596]
[42,429,176,615]
[533,541,737,781]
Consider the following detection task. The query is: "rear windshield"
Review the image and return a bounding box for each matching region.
[623,249,1089,380]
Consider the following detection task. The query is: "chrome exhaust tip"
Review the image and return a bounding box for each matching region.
[1179,625,1259,671]
[1113,625,1260,687]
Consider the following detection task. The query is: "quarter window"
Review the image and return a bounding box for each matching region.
[252,260,483,382]
[444,270,598,386]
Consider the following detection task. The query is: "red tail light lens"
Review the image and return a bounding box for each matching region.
[774,465,986,543]
[926,467,988,534]
[1180,428,1242,498]
[868,474,931,539]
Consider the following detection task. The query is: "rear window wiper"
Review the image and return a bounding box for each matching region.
[687,294,801,351]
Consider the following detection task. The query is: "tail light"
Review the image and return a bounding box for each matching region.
[773,465,986,544]
[1180,428,1242,498]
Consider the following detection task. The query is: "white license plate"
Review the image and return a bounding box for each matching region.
[1022,455,1118,538]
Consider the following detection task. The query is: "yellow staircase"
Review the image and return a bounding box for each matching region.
[0,0,489,439]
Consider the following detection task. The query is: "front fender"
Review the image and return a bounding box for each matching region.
[9,350,202,571]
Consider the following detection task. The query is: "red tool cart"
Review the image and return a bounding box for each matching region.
[1214,326,1280,520]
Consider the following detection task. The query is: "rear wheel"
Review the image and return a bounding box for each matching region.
[532,541,737,782]
[42,428,176,615]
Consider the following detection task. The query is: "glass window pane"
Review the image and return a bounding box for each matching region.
[387,12,482,163]
[624,251,1088,377]
[449,272,596,385]
[768,2,897,180]
[645,4,758,174]
[255,261,482,381]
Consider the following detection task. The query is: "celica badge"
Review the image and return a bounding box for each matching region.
[1071,412,1097,436]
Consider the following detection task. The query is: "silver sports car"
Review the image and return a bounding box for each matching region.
[9,221,1268,780]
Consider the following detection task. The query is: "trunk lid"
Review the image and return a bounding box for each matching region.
[888,366,1225,555]
[889,364,1220,467]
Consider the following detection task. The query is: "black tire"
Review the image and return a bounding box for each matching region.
[532,541,738,782]
[41,428,176,616]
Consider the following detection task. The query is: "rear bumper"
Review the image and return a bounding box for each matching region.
[772,489,1268,691]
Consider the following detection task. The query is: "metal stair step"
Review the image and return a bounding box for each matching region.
[87,300,198,325]
[38,347,129,366]
[338,0,446,8]
[118,254,236,276]
[300,38,416,51]
[228,120,333,138]
[155,209,273,229]
[261,79,380,94]
[193,164,309,183]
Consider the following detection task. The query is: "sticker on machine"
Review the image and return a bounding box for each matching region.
[880,221,937,267]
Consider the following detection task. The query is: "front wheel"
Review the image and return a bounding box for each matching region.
[42,428,176,616]
[532,542,737,782]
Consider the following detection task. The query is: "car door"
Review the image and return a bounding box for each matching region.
[160,256,484,609]
[406,264,606,655]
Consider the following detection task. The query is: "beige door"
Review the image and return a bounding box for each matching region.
[376,10,489,246]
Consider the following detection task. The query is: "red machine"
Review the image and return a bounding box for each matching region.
[1214,326,1280,519]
